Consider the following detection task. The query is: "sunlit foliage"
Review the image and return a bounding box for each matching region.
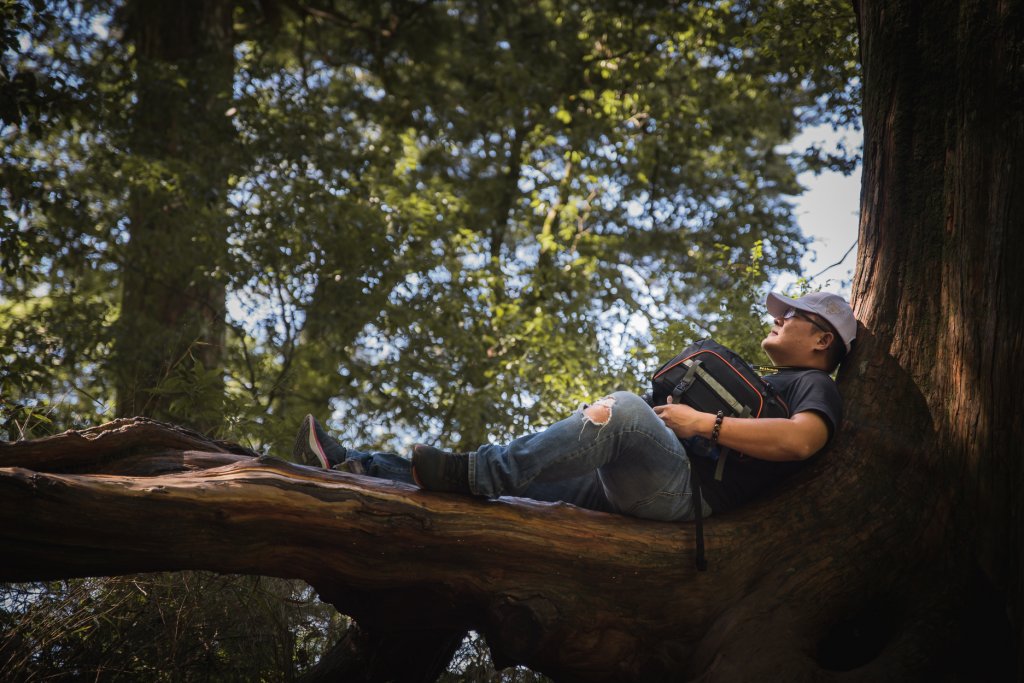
[2,0,858,449]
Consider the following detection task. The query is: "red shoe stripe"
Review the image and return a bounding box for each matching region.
[307,417,329,469]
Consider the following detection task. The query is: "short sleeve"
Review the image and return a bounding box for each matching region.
[784,371,843,442]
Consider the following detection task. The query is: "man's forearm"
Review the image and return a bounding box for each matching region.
[695,413,826,462]
[654,401,830,461]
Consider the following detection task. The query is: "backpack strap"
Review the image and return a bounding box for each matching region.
[713,404,751,481]
[714,448,727,482]
[688,362,748,415]
[687,455,709,572]
[670,358,703,403]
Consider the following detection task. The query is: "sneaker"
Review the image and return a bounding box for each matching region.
[411,444,472,494]
[292,415,347,469]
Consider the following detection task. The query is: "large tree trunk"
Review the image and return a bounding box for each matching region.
[852,0,1023,676]
[2,0,1021,680]
[114,0,235,431]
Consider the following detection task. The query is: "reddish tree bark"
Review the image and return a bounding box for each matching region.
[852,0,1023,676]
[0,418,718,681]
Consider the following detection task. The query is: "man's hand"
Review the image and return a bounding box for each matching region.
[653,396,713,439]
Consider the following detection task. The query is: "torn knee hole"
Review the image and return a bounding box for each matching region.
[583,397,615,425]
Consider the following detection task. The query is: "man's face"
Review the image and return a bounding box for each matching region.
[761,307,832,366]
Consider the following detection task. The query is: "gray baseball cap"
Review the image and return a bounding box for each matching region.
[766,291,857,353]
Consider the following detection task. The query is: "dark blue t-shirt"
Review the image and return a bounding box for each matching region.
[689,368,842,514]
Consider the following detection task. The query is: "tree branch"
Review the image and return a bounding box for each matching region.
[1,411,939,681]
[1,418,716,680]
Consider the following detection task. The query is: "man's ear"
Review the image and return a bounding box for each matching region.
[815,331,834,351]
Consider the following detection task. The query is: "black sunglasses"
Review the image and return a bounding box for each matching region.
[783,307,831,335]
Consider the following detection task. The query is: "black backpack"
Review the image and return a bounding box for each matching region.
[646,338,790,570]
[648,338,790,428]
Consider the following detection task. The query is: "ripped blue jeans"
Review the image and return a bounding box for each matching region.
[472,391,701,521]
[343,391,704,522]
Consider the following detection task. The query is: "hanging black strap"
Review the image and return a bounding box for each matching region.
[687,455,708,571]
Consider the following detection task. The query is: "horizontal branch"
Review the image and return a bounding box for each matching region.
[0,418,726,680]
[2,416,911,681]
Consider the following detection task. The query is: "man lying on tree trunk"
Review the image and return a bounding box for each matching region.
[293,292,856,521]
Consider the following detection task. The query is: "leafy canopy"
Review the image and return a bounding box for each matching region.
[1,0,859,451]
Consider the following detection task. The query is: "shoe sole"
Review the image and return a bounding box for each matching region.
[295,415,330,469]
[307,416,330,468]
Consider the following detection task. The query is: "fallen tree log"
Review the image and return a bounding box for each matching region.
[2,417,717,679]
[0,410,930,681]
